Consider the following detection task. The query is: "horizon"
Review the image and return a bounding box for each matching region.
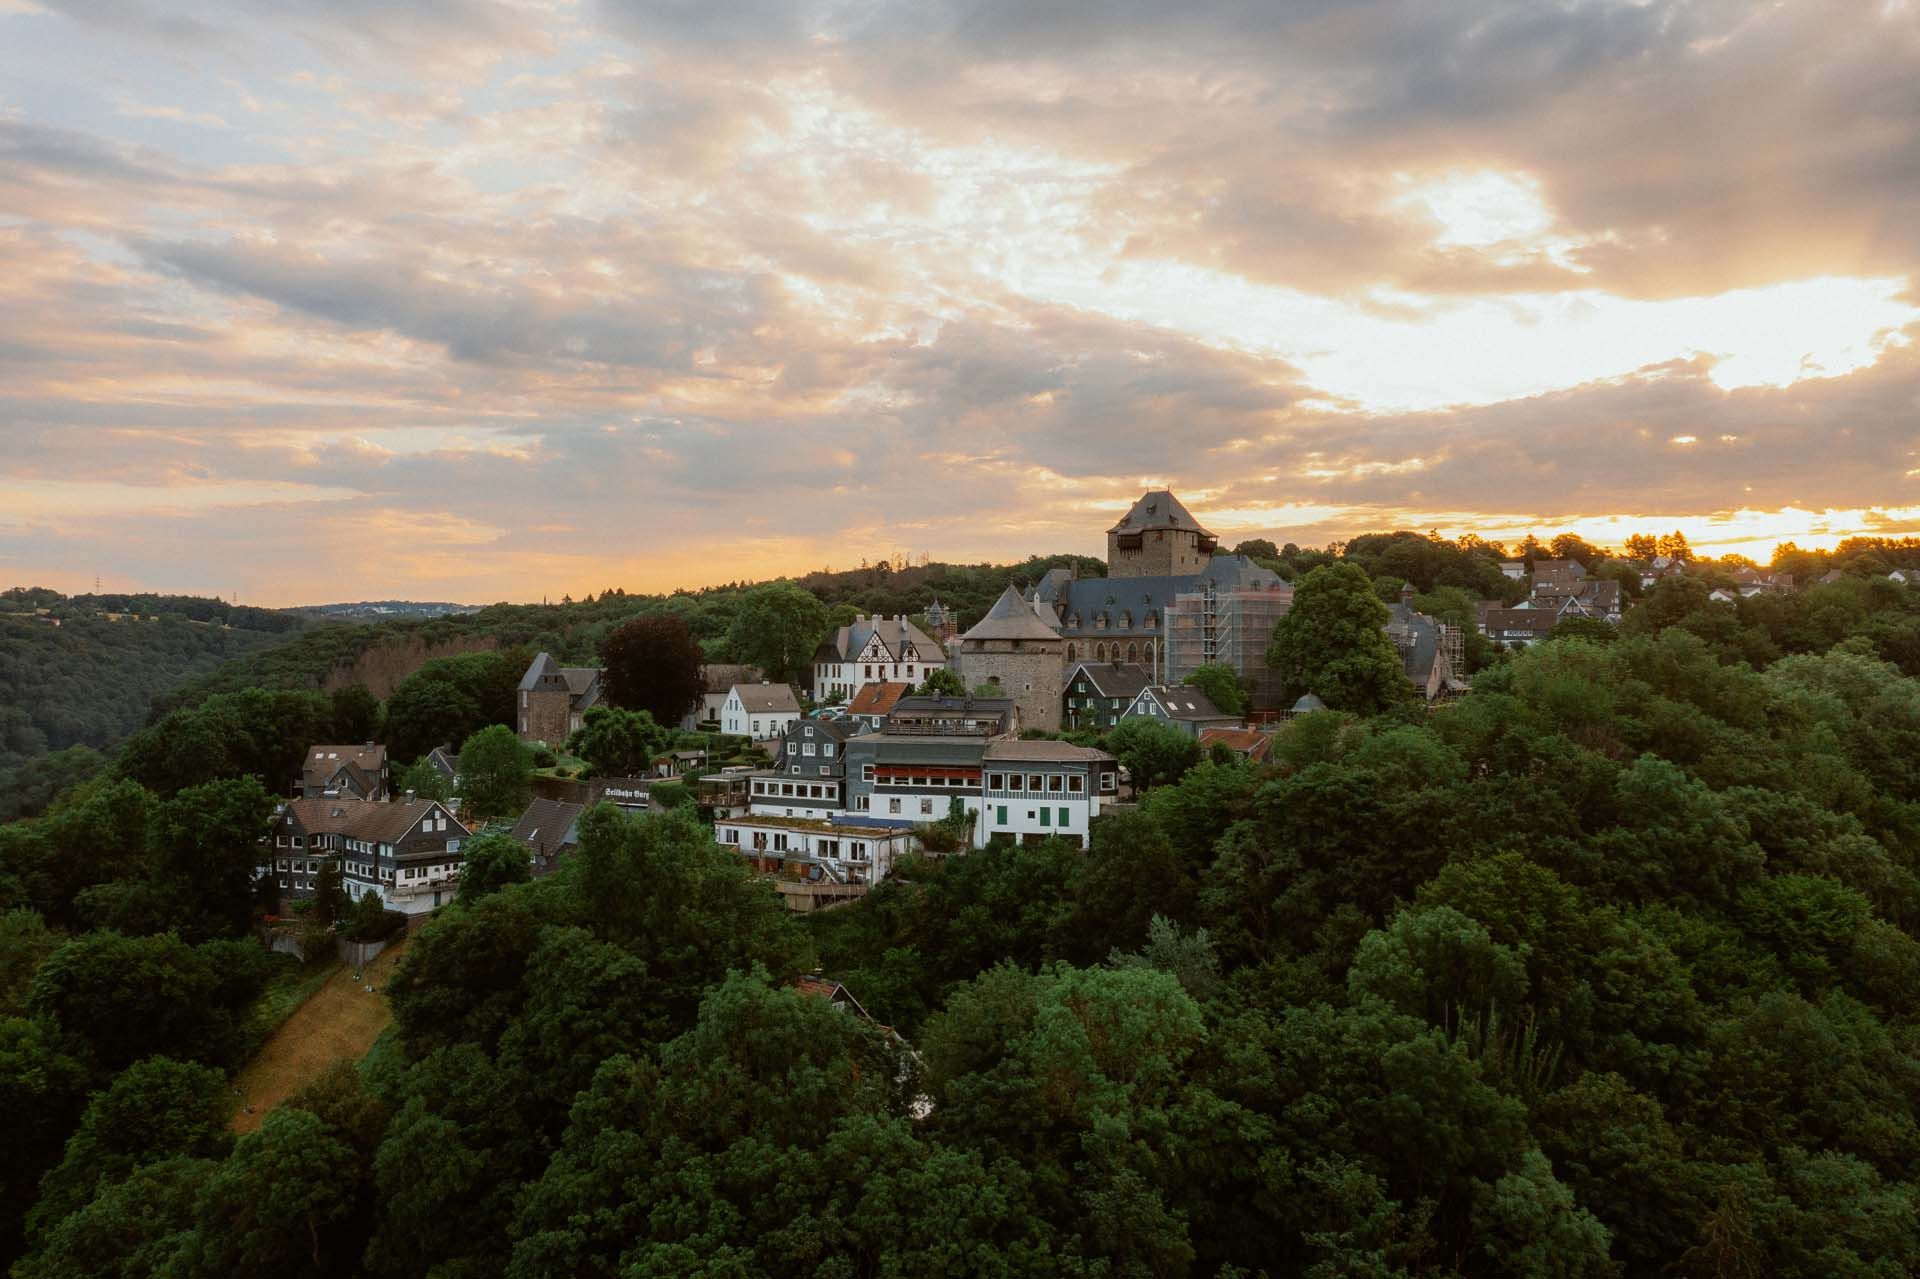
[5,2,1920,606]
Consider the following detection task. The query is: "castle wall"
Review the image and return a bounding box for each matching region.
[1107,529,1211,578]
[956,639,1065,733]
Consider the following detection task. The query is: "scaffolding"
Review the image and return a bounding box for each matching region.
[1163,580,1294,710]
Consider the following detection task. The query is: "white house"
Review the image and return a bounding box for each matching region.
[722,683,802,740]
[681,664,763,731]
[812,615,947,703]
[979,740,1118,849]
[715,814,914,886]
[749,719,851,819]
[1121,685,1240,738]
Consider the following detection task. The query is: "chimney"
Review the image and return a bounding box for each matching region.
[404,789,416,803]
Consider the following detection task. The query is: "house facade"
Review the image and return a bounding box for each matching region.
[517,652,603,745]
[1121,684,1240,737]
[812,615,946,703]
[722,683,802,740]
[1063,661,1152,732]
[716,814,914,886]
[749,718,851,819]
[682,663,763,731]
[300,743,389,800]
[979,740,1119,848]
[266,795,469,915]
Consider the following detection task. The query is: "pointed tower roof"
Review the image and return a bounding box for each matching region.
[1108,490,1213,536]
[959,585,1062,643]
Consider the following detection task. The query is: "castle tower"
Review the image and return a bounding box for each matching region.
[1107,490,1219,578]
[954,585,1066,732]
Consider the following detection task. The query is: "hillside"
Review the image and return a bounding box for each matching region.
[0,590,309,818]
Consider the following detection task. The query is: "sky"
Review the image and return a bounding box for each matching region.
[4,0,1920,605]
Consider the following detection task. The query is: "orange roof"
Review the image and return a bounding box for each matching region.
[848,681,913,717]
[1198,727,1273,762]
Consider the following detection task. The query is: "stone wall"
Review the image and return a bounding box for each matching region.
[521,688,574,745]
[1107,528,1211,578]
[958,639,1066,733]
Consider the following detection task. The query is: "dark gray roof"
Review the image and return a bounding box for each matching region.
[959,585,1061,642]
[821,615,944,664]
[1387,602,1440,683]
[1291,693,1328,713]
[1109,490,1212,536]
[1142,685,1233,721]
[510,798,585,860]
[1032,556,1283,637]
[1066,661,1154,699]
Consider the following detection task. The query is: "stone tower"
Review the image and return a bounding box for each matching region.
[954,585,1066,732]
[1107,490,1219,578]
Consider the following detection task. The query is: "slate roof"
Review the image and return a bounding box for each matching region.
[983,739,1116,763]
[959,585,1061,643]
[280,796,462,845]
[1482,608,1558,635]
[819,615,945,664]
[848,682,912,717]
[510,798,585,861]
[518,652,603,706]
[424,745,460,779]
[1140,685,1234,722]
[302,743,386,793]
[1066,661,1154,700]
[1031,556,1284,637]
[1387,602,1443,684]
[731,683,802,714]
[1109,489,1212,536]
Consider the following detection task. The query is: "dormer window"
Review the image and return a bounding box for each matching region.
[1119,611,1132,629]
[1095,614,1108,630]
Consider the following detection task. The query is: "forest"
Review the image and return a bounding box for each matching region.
[3,539,1920,1275]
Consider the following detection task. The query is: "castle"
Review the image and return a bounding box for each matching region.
[954,491,1292,731]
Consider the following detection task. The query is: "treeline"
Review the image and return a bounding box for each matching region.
[2,602,1917,1271]
[0,593,307,820]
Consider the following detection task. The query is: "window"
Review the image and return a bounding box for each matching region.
[822,743,834,758]
[1028,774,1043,792]
[803,743,816,757]
[1069,775,1084,793]
[888,798,902,814]
[1058,807,1070,826]
[1048,774,1064,792]
[818,766,830,777]
[996,805,1007,825]
[862,764,875,782]
[920,798,933,815]
[1039,808,1050,826]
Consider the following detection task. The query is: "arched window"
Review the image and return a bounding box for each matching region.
[1095,614,1107,630]
[1094,642,1107,662]
[1126,642,1139,663]
[1145,640,1156,669]
[1065,643,1077,663]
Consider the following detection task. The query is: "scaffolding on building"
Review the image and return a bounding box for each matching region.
[1163,580,1294,710]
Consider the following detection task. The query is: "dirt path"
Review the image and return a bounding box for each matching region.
[230,937,410,1133]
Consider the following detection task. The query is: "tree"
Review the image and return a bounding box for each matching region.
[915,668,967,698]
[328,684,380,744]
[1623,533,1661,560]
[1266,562,1412,713]
[600,614,705,729]
[144,778,276,937]
[28,1056,233,1240]
[565,706,669,780]
[1657,530,1695,562]
[395,759,452,804]
[725,583,829,684]
[26,933,264,1072]
[312,861,347,927]
[1548,532,1604,569]
[1233,538,1280,560]
[456,833,532,905]
[1105,718,1201,792]
[454,726,533,824]
[1181,663,1247,717]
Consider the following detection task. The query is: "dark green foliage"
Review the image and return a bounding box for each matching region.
[1182,661,1248,716]
[599,613,704,729]
[455,725,534,823]
[1104,716,1201,791]
[1267,562,1413,712]
[914,666,967,697]
[565,705,670,779]
[0,1016,91,1261]
[27,1057,232,1242]
[385,651,523,763]
[26,932,268,1072]
[724,582,830,683]
[456,833,533,905]
[117,687,335,796]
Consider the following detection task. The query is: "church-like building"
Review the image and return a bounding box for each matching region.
[954,490,1293,729]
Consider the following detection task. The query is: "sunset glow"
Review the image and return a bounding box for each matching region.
[4,1,1920,603]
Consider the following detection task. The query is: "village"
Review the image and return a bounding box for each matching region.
[255,489,1817,918]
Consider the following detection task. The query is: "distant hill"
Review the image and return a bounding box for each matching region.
[0,587,311,817]
[286,600,486,621]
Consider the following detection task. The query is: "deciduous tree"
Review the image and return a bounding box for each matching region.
[600,614,705,729]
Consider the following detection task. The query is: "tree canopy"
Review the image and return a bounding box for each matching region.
[1267,562,1412,713]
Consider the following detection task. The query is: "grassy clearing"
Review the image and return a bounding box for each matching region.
[239,953,341,1060]
[230,936,410,1133]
